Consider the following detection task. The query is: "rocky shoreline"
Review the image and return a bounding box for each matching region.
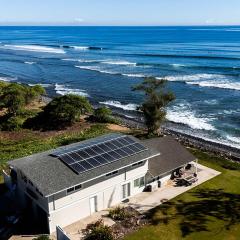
[40,95,240,162]
[115,113,240,162]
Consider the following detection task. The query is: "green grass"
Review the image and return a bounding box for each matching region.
[124,149,240,240]
[0,124,109,182]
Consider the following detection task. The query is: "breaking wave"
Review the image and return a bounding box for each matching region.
[72,46,103,51]
[54,84,89,97]
[166,103,216,131]
[28,83,52,87]
[186,80,240,91]
[0,76,17,82]
[226,135,240,144]
[62,58,104,63]
[75,66,146,78]
[99,100,139,111]
[2,44,65,54]
[103,60,137,66]
[24,61,36,65]
[165,74,240,91]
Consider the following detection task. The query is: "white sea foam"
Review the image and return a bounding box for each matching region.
[203,99,218,105]
[222,109,239,115]
[100,100,139,111]
[75,66,117,75]
[62,58,77,62]
[75,65,146,78]
[0,76,17,82]
[166,73,240,91]
[24,61,36,65]
[2,45,65,54]
[166,103,215,131]
[171,63,186,67]
[54,84,89,97]
[103,61,137,66]
[28,83,52,87]
[226,135,240,144]
[166,73,225,82]
[122,73,146,78]
[73,46,89,50]
[186,80,240,91]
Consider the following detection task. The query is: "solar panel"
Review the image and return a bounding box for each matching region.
[70,163,85,174]
[87,158,101,167]
[56,134,148,175]
[61,154,75,165]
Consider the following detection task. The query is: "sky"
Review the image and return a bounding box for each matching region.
[0,0,240,26]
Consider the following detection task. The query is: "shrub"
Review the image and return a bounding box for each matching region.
[108,206,131,221]
[0,83,45,116]
[83,219,114,240]
[0,116,23,131]
[92,107,120,124]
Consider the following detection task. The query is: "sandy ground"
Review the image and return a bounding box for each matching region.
[107,123,130,132]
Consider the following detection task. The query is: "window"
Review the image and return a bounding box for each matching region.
[75,184,82,191]
[67,187,74,194]
[134,178,140,187]
[106,170,118,177]
[134,177,145,188]
[132,161,144,167]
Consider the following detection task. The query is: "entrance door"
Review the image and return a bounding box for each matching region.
[122,182,131,199]
[90,196,97,214]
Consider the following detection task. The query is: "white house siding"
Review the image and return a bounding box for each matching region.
[149,173,172,190]
[48,161,148,233]
[15,169,49,212]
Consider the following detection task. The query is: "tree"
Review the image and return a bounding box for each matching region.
[0,83,26,116]
[132,77,175,135]
[25,85,46,104]
[42,94,92,127]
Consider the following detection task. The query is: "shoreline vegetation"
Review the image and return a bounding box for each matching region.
[0,80,239,163]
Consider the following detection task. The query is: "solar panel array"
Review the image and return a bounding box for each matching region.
[53,135,148,174]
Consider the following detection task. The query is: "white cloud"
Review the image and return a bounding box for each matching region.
[75,18,84,23]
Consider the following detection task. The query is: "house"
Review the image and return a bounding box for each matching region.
[7,133,196,233]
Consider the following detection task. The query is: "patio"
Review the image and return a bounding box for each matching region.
[123,163,220,213]
[54,163,220,240]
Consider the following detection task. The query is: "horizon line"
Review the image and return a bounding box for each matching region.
[0,24,240,27]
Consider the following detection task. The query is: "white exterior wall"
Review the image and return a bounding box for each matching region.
[150,173,171,190]
[48,161,148,233]
[15,169,49,212]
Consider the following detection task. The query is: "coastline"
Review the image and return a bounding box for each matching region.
[5,87,240,162]
[114,112,240,162]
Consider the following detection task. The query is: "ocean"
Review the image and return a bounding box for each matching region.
[0,26,239,148]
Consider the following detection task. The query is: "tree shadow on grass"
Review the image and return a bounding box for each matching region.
[147,189,240,237]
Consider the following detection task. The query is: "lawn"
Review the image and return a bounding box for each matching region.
[124,149,240,240]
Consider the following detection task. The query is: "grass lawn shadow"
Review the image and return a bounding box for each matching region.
[148,188,240,237]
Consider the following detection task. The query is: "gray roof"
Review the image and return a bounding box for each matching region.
[9,134,159,197]
[143,136,196,177]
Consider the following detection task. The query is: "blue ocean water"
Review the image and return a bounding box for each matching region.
[0,26,239,147]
